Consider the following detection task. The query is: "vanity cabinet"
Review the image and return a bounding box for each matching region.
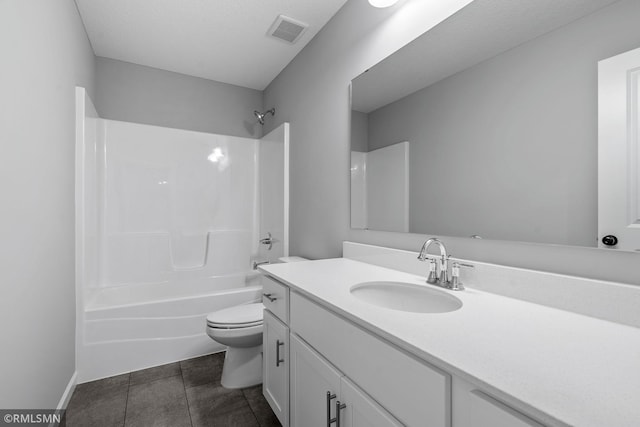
[262,277,290,427]
[262,276,289,323]
[289,333,342,426]
[290,334,401,427]
[262,275,547,427]
[452,377,544,427]
[339,374,404,427]
[290,292,450,427]
[263,310,289,426]
[466,391,543,427]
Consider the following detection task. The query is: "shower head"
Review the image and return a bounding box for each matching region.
[254,108,275,125]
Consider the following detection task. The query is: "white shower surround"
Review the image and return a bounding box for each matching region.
[75,87,288,382]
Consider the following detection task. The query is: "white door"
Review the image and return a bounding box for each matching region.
[598,47,640,251]
[339,377,403,427]
[290,334,343,427]
[263,310,289,426]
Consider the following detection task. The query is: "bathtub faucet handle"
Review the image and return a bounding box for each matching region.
[259,232,274,250]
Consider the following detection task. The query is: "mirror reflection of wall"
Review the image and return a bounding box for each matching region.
[350,0,640,250]
[350,141,409,232]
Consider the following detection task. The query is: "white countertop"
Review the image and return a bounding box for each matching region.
[261,258,640,427]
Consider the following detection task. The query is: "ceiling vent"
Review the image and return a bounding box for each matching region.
[268,15,308,44]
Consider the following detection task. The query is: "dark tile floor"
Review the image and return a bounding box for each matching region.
[62,352,280,427]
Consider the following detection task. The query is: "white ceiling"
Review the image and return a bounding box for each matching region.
[75,0,348,90]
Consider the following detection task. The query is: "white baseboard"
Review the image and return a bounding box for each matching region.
[56,371,77,411]
[50,371,76,426]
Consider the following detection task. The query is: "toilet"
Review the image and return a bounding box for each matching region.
[206,256,308,389]
[206,302,264,388]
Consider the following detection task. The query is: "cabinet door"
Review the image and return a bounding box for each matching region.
[290,334,343,427]
[263,310,289,426]
[291,292,450,427]
[339,377,403,427]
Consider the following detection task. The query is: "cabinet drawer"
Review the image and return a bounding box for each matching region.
[291,292,451,427]
[468,391,544,427]
[262,276,289,323]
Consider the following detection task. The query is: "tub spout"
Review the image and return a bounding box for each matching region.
[252,260,270,270]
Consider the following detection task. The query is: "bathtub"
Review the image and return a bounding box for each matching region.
[77,272,263,383]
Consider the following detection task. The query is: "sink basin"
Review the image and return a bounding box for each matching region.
[350,281,462,313]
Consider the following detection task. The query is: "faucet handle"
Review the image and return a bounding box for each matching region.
[426,258,439,284]
[259,232,274,250]
[453,261,474,269]
[449,262,474,291]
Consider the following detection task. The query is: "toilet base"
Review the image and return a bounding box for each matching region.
[221,345,263,389]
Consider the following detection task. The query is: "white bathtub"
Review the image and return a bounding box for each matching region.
[77,272,263,383]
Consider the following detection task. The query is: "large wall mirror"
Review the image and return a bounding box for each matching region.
[350,0,640,252]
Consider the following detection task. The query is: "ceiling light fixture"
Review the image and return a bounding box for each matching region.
[368,0,399,8]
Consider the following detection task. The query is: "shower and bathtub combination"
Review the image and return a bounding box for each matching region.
[74,87,289,382]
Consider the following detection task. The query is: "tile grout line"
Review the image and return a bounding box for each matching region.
[122,373,131,427]
[68,355,277,427]
[245,389,263,427]
[181,363,195,427]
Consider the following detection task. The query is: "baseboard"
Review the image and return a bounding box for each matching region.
[55,370,77,412]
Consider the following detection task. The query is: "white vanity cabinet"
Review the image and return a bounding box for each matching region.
[290,333,402,427]
[263,310,289,426]
[262,274,548,427]
[466,391,544,427]
[262,276,291,426]
[340,377,405,427]
[290,292,450,427]
[262,276,289,323]
[452,377,544,427]
[289,333,342,426]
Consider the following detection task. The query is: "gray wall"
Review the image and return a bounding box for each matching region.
[0,0,96,408]
[264,0,640,285]
[366,1,640,247]
[96,57,264,138]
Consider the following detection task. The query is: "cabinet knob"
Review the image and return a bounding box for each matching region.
[263,293,277,302]
[602,235,618,246]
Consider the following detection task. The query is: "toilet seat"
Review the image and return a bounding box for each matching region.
[207,320,263,329]
[206,302,263,329]
[206,321,263,348]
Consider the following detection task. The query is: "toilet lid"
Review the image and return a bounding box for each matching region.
[206,302,263,328]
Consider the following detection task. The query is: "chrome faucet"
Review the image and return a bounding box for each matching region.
[252,260,270,270]
[418,239,474,291]
[417,238,450,286]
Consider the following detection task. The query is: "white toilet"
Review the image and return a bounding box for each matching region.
[206,256,308,389]
[206,302,264,388]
